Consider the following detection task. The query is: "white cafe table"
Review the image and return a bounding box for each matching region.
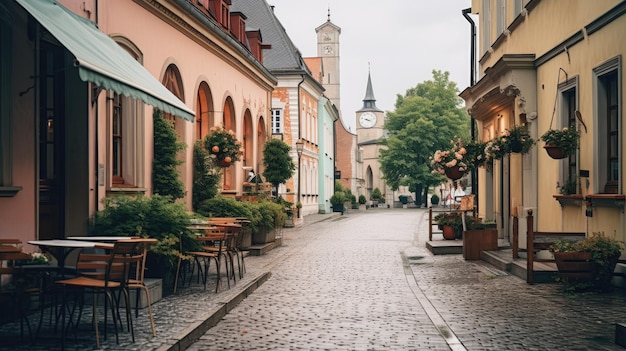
[67,236,136,242]
[28,239,113,276]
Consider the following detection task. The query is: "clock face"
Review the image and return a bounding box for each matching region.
[323,45,333,55]
[359,112,377,128]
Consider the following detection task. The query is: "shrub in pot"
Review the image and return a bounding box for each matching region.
[330,191,346,214]
[358,195,367,205]
[91,195,198,295]
[550,233,623,292]
[430,194,440,206]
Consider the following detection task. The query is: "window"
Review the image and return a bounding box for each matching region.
[108,37,145,189]
[513,0,523,17]
[112,93,123,184]
[594,57,621,194]
[481,0,492,55]
[0,6,14,192]
[271,109,283,134]
[496,0,506,36]
[561,84,578,192]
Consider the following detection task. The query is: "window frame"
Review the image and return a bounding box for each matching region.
[0,5,21,196]
[558,77,579,193]
[593,56,622,194]
[271,108,283,135]
[480,0,492,55]
[107,37,146,191]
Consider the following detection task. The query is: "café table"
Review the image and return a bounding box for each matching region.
[66,236,136,242]
[27,239,113,277]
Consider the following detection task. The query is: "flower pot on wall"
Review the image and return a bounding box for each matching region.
[444,166,464,181]
[543,145,567,159]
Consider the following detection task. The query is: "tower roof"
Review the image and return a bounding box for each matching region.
[358,71,382,112]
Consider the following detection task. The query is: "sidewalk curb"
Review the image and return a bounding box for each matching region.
[156,271,272,351]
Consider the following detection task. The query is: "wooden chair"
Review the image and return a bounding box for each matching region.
[126,238,157,336]
[0,246,41,342]
[185,226,230,293]
[55,240,144,348]
[209,218,245,279]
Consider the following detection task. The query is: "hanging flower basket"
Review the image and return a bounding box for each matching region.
[430,138,480,180]
[540,127,579,160]
[509,140,523,153]
[444,166,464,180]
[204,125,243,168]
[217,157,232,167]
[543,144,567,159]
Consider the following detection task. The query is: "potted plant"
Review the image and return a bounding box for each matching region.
[358,195,367,206]
[430,138,469,181]
[559,178,577,195]
[371,188,384,205]
[485,125,535,161]
[434,212,463,240]
[540,126,580,159]
[503,124,535,154]
[550,233,623,291]
[350,194,359,209]
[204,125,244,167]
[462,217,498,260]
[430,194,440,207]
[330,191,346,214]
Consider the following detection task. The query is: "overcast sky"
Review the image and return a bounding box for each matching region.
[268,0,474,131]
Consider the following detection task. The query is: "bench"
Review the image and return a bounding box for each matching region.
[513,209,585,284]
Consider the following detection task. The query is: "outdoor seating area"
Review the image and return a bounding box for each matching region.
[0,237,166,349]
[0,217,259,349]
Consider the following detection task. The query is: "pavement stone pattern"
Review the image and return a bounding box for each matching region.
[2,208,626,350]
[187,209,449,351]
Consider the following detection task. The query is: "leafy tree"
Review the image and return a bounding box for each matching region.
[192,139,221,211]
[380,70,470,207]
[152,110,186,200]
[371,187,383,203]
[262,139,296,195]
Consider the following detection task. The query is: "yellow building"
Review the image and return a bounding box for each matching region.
[460,0,626,244]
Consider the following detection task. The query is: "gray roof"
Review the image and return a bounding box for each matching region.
[231,0,311,74]
[357,72,383,112]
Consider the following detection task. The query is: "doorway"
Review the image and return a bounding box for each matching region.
[38,41,66,240]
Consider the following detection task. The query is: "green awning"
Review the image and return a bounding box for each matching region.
[16,0,195,121]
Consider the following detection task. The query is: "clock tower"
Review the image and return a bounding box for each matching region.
[315,8,341,110]
[356,72,384,143]
[355,71,387,203]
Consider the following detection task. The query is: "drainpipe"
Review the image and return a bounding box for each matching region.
[94,0,100,214]
[462,8,478,205]
[296,74,305,205]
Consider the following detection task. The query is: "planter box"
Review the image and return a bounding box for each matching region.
[240,229,252,249]
[462,229,498,260]
[331,204,345,214]
[554,252,594,281]
[252,227,276,245]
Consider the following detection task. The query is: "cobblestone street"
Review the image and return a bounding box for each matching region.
[187,208,626,351]
[2,208,626,350]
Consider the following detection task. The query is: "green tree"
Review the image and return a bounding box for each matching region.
[152,110,186,200]
[380,70,470,207]
[262,139,296,195]
[192,139,221,211]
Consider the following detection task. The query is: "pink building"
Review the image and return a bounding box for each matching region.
[1,0,276,247]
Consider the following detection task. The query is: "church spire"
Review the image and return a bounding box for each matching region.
[360,67,379,111]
